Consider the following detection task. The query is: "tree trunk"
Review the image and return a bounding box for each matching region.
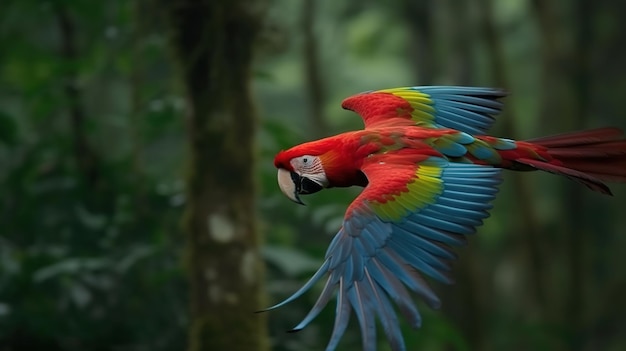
[446,0,474,85]
[401,0,436,84]
[162,1,268,351]
[301,0,329,137]
[530,1,591,350]
[563,2,592,350]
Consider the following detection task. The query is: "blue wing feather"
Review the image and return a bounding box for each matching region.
[368,258,423,328]
[441,99,502,115]
[420,208,481,227]
[366,270,406,351]
[387,239,452,283]
[348,282,377,351]
[417,86,506,134]
[401,220,468,246]
[325,279,351,351]
[433,94,504,110]
[394,227,457,259]
[438,109,493,129]
[290,275,335,331]
[266,160,502,350]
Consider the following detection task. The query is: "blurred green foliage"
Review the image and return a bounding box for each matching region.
[0,1,186,350]
[1,0,625,350]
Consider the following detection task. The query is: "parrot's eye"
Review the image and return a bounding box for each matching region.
[293,155,316,170]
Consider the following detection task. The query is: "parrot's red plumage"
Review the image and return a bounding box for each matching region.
[268,86,626,351]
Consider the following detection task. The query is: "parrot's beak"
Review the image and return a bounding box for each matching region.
[277,168,324,205]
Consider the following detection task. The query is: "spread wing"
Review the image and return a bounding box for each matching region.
[263,153,503,351]
[341,86,507,134]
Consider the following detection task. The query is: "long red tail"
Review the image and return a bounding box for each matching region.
[516,127,626,195]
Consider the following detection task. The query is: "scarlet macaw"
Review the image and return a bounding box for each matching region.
[265,86,626,351]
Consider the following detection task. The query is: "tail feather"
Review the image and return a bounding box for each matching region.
[558,157,626,181]
[520,127,626,195]
[527,127,624,148]
[515,158,613,195]
[546,140,626,158]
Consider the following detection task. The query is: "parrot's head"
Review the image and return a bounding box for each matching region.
[273,148,330,205]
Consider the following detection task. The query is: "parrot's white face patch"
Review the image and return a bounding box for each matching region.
[290,155,328,187]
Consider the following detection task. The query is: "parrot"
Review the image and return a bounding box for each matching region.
[264,86,626,351]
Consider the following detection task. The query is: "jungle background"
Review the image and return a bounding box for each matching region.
[1,0,626,350]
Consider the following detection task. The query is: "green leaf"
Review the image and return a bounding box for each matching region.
[33,258,111,283]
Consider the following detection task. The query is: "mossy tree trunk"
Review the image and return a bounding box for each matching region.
[401,0,436,84]
[162,1,268,350]
[301,0,329,138]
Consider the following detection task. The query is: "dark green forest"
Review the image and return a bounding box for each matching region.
[1,0,625,350]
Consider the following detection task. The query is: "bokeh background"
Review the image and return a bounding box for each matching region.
[1,0,625,350]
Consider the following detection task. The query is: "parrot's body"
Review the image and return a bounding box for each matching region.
[267,86,626,351]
